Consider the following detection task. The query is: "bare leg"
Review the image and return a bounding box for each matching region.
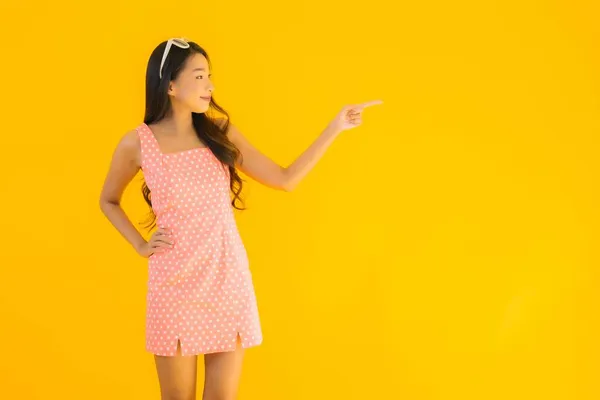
[154,339,199,400]
[202,334,245,400]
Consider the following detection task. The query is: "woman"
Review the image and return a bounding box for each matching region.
[99,37,382,400]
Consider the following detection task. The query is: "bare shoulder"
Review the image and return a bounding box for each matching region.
[214,117,239,141]
[114,128,142,168]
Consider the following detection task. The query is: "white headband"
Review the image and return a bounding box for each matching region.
[159,38,190,79]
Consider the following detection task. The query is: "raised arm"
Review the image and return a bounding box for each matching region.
[226,100,383,192]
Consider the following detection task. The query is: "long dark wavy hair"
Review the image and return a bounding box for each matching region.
[140,39,246,231]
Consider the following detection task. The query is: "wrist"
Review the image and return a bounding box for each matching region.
[325,122,343,138]
[134,240,147,254]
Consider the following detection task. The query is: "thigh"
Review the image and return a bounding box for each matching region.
[154,339,199,400]
[202,335,245,400]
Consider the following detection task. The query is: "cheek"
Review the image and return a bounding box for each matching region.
[175,79,201,101]
[177,83,208,111]
[179,85,197,100]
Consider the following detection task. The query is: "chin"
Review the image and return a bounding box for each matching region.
[193,104,210,114]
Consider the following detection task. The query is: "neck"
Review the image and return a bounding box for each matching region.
[161,106,195,136]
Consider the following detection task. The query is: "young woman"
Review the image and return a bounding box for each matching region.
[99,37,382,400]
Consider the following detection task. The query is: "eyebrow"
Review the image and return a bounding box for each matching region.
[192,67,207,72]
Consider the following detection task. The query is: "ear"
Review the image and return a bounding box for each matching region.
[167,81,176,96]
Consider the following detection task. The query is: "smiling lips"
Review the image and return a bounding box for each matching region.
[200,96,211,102]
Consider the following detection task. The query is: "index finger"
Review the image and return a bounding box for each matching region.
[358,99,383,109]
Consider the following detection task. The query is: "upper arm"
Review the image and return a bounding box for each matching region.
[218,119,288,190]
[99,129,142,205]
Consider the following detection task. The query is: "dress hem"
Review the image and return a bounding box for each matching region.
[147,340,263,357]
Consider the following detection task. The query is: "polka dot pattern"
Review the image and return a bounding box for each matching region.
[137,123,263,356]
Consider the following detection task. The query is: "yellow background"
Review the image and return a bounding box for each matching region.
[0,0,599,399]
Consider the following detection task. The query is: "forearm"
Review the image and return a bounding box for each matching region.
[283,122,342,191]
[100,201,147,253]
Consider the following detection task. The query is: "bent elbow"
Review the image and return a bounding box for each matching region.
[99,197,119,213]
[281,180,298,192]
[99,199,110,215]
[280,169,295,192]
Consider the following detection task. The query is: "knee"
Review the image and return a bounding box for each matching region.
[202,390,236,400]
[162,390,195,400]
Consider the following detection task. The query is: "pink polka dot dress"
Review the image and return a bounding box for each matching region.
[136,122,263,356]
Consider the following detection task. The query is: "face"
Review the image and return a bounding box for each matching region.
[168,53,214,113]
